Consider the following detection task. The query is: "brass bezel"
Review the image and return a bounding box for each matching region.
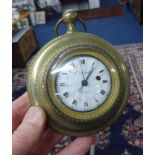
[47,48,120,121]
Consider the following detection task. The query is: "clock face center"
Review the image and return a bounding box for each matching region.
[54,55,112,112]
[81,79,88,86]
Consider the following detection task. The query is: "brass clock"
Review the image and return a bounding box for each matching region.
[27,10,129,136]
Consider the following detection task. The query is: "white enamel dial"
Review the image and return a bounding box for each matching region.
[55,56,111,112]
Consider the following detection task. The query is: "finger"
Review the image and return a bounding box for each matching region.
[12,106,46,155]
[12,92,30,132]
[31,128,63,155]
[57,136,95,155]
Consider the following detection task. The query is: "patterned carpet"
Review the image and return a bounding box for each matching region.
[12,43,143,155]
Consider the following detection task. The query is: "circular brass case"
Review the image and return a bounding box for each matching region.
[47,47,120,121]
[27,11,129,136]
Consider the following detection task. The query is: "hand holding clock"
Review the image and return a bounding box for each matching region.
[12,93,95,155]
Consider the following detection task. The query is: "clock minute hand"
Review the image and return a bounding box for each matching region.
[85,67,94,81]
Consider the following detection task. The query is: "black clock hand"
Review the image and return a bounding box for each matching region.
[79,60,85,80]
[85,62,95,81]
[85,67,94,81]
[78,60,86,92]
[79,67,94,92]
[79,62,95,92]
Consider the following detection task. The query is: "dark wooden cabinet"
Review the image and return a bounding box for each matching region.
[130,0,143,24]
[12,28,39,68]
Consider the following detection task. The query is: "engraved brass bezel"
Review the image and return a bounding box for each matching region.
[47,48,120,121]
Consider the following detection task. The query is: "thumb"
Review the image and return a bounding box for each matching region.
[12,106,46,155]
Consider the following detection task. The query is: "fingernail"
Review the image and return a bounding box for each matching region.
[24,106,46,126]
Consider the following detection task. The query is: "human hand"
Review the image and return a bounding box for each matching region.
[12,93,95,155]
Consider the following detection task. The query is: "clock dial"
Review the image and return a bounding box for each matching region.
[55,55,111,112]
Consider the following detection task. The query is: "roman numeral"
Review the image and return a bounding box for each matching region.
[80,59,85,64]
[99,69,104,73]
[95,98,98,103]
[71,63,76,68]
[100,90,105,95]
[60,83,65,86]
[72,100,77,106]
[92,62,95,67]
[84,102,88,107]
[103,80,108,83]
[63,92,69,98]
